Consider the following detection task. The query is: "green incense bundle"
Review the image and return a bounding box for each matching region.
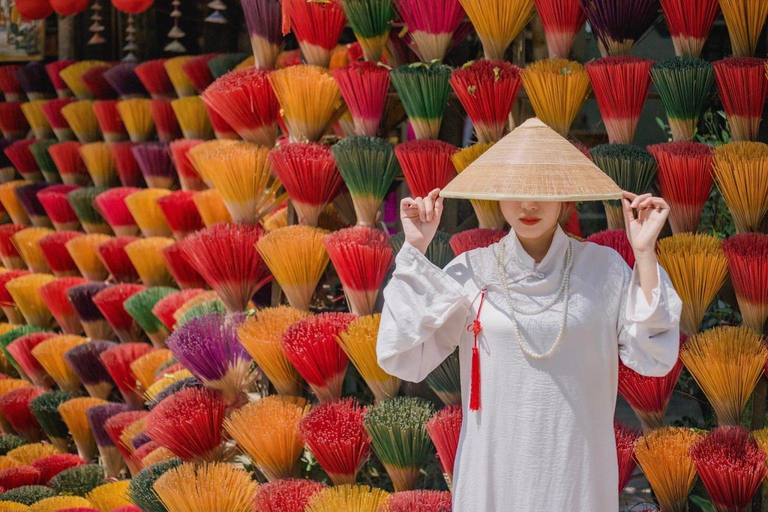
[207,53,249,79]
[363,396,435,492]
[341,0,395,62]
[425,349,461,405]
[124,287,177,349]
[128,458,183,512]
[49,464,106,497]
[0,434,25,455]
[28,390,73,453]
[29,140,61,184]
[0,486,55,506]
[176,298,227,327]
[390,231,455,269]
[0,325,50,379]
[591,144,658,230]
[67,187,111,235]
[390,62,452,140]
[332,136,401,227]
[651,57,714,142]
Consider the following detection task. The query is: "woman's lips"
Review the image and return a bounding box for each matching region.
[520,217,540,226]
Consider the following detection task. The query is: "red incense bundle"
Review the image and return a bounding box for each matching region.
[449,60,523,143]
[252,479,327,512]
[5,139,43,181]
[92,283,146,343]
[156,191,204,241]
[96,236,140,283]
[332,62,389,137]
[40,98,76,141]
[134,60,175,100]
[0,465,42,489]
[385,491,453,512]
[450,228,507,255]
[281,312,355,402]
[585,56,654,145]
[659,0,719,57]
[0,102,30,139]
[81,66,118,100]
[713,58,768,142]
[201,68,280,147]
[169,139,205,191]
[394,0,465,62]
[37,231,83,277]
[534,0,586,58]
[110,142,146,188]
[0,65,23,102]
[723,233,768,333]
[38,277,88,335]
[0,386,45,441]
[37,185,81,231]
[93,187,140,237]
[160,242,207,290]
[615,420,640,495]
[269,142,344,227]
[30,453,86,484]
[104,410,148,474]
[323,226,394,317]
[6,333,56,387]
[92,101,128,143]
[48,142,90,186]
[395,140,458,198]
[585,229,635,268]
[647,142,713,234]
[45,60,76,98]
[181,54,218,94]
[206,104,239,140]
[0,225,27,270]
[152,289,207,332]
[100,343,153,409]
[149,100,182,143]
[283,0,346,68]
[426,405,461,488]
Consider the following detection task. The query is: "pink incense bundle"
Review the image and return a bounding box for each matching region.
[585,56,654,144]
[0,65,23,102]
[149,100,182,142]
[281,312,355,402]
[5,139,43,181]
[201,68,280,147]
[156,191,204,241]
[104,410,148,474]
[0,102,30,139]
[0,386,45,441]
[110,142,146,188]
[585,229,635,268]
[332,62,389,137]
[169,139,205,191]
[134,59,175,100]
[450,60,523,143]
[713,58,768,142]
[48,142,91,186]
[81,66,118,100]
[37,185,81,231]
[449,228,507,255]
[152,288,206,332]
[100,343,153,409]
[0,224,27,270]
[659,0,719,57]
[394,0,466,62]
[180,223,271,311]
[615,420,640,495]
[534,0,586,58]
[37,231,83,277]
[40,98,76,141]
[92,100,128,143]
[161,242,208,290]
[45,60,76,98]
[283,0,346,68]
[181,54,218,94]
[647,142,713,234]
[426,405,461,488]
[0,270,31,323]
[723,233,768,333]
[323,226,394,317]
[93,187,140,236]
[269,142,344,227]
[6,333,56,387]
[38,277,89,334]
[385,491,453,512]
[92,283,147,343]
[96,236,140,283]
[395,140,458,198]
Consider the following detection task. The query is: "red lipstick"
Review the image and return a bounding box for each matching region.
[520,217,540,226]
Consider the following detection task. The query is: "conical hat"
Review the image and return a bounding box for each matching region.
[440,118,623,202]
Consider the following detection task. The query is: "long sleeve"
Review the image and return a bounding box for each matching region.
[377,242,472,383]
[617,259,683,377]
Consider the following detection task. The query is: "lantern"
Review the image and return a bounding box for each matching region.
[15,0,53,20]
[111,0,153,13]
[50,0,89,15]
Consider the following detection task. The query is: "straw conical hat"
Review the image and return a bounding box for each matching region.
[440,118,623,201]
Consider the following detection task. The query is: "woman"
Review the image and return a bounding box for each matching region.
[377,186,682,511]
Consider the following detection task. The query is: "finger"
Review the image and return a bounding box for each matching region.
[622,190,638,201]
[638,197,656,210]
[424,193,434,222]
[428,188,441,201]
[401,198,419,217]
[631,193,652,208]
[435,196,444,213]
[621,197,635,231]
[415,197,426,222]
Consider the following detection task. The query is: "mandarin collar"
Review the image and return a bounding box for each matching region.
[501,224,570,272]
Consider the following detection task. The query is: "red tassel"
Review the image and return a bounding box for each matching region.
[470,345,481,411]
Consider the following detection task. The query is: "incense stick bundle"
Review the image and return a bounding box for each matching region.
[425,405,461,489]
[305,484,389,512]
[92,283,146,343]
[160,243,207,290]
[713,58,768,142]
[93,187,140,236]
[48,463,106,497]
[191,190,233,226]
[97,236,140,283]
[170,97,213,141]
[578,0,661,56]
[67,187,112,234]
[38,277,88,334]
[0,65,23,102]
[6,332,55,387]
[86,480,133,511]
[0,270,31,323]
[240,0,282,69]
[339,0,393,62]
[66,234,111,281]
[48,142,90,186]
[384,490,453,512]
[92,100,128,143]
[719,0,768,57]
[0,386,45,442]
[337,314,400,400]
[116,99,155,143]
[103,63,147,100]
[269,65,342,142]
[124,288,175,348]
[390,230,455,269]
[79,142,118,187]
[110,142,145,188]
[723,234,768,333]
[181,55,218,95]
[45,60,76,99]
[100,343,153,409]
[458,0,534,59]
[615,420,640,495]
[332,63,388,138]
[132,143,178,190]
[60,101,101,144]
[125,237,175,287]
[0,182,31,228]
[124,189,172,237]
[130,348,173,390]
[21,100,54,140]
[533,0,585,58]
[12,228,53,273]
[81,66,118,101]
[16,63,55,101]
[152,462,257,512]
[134,60,175,100]
[37,231,81,277]
[521,58,591,137]
[712,141,768,233]
[450,228,507,255]
[31,335,88,393]
[390,62,452,140]
[156,191,204,241]
[0,225,26,271]
[394,0,465,62]
[85,402,131,477]
[63,340,117,400]
[451,143,504,229]
[5,141,43,182]
[58,397,108,460]
[152,288,206,332]
[40,98,76,142]
[252,479,327,512]
[67,282,115,340]
[208,53,250,79]
[0,102,30,140]
[647,142,713,233]
[14,182,52,228]
[651,57,714,142]
[29,394,77,454]
[395,140,458,199]
[283,0,346,68]
[168,139,205,191]
[29,140,61,184]
[149,99,182,143]
[164,57,197,99]
[186,139,237,188]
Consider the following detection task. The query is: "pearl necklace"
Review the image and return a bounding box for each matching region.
[496,239,574,360]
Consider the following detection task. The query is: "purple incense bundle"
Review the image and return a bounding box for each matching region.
[578,0,661,56]
[16,62,55,101]
[131,142,178,190]
[131,431,152,450]
[241,0,283,70]
[147,376,203,410]
[67,282,115,341]
[15,182,53,228]
[85,402,131,477]
[63,340,118,400]
[103,63,148,100]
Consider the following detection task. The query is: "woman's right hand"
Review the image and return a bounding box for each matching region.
[401,188,443,254]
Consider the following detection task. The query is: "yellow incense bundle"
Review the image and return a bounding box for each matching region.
[256,225,330,311]
[59,61,110,100]
[118,416,147,457]
[452,142,504,229]
[719,0,768,57]
[143,369,194,402]
[171,292,219,325]
[656,233,728,335]
[27,496,93,511]
[6,442,60,465]
[153,462,258,512]
[79,142,118,187]
[21,100,54,140]
[712,141,768,233]
[86,480,132,512]
[262,207,287,232]
[125,237,176,287]
[57,396,108,460]
[130,349,173,390]
[0,181,31,226]
[171,96,214,140]
[521,59,592,137]
[305,485,390,512]
[117,99,156,143]
[0,457,20,471]
[458,0,534,60]
[65,234,111,281]
[12,227,54,273]
[61,100,102,143]
[124,189,173,237]
[6,273,55,327]
[31,334,88,393]
[164,57,197,98]
[141,446,176,467]
[192,189,234,226]
[236,306,311,396]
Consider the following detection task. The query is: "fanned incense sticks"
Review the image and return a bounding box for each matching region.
[6,141,43,182]
[534,0,585,58]
[585,56,653,145]
[97,236,140,283]
[394,0,465,62]
[67,282,115,340]
[30,453,86,484]
[426,405,461,488]
[0,66,22,102]
[156,191,204,241]
[208,53,250,78]
[57,397,108,460]
[181,55,218,94]
[93,283,146,343]
[723,234,768,333]
[48,463,106,497]
[160,242,207,290]
[390,230,455,268]
[38,277,88,334]
[85,480,132,511]
[252,479,327,512]
[11,227,52,272]
[15,183,53,227]
[67,187,111,235]
[390,62,451,140]
[712,142,768,233]
[79,142,118,187]
[283,0,346,68]
[103,63,147,100]
[384,490,453,512]
[451,143,505,229]
[63,340,116,400]
[65,234,111,281]
[0,271,32,322]
[81,66,117,100]
[164,57,196,98]
[241,0,282,69]
[340,0,393,62]
[60,101,101,144]
[86,403,132,477]
[651,57,714,142]
[40,98,76,142]
[615,420,640,494]
[48,142,90,186]
[101,343,153,409]
[152,462,257,512]
[521,58,591,137]
[6,333,56,387]
[21,101,54,140]
[0,102,30,139]
[132,143,178,190]
[125,288,175,348]
[124,189,172,238]
[127,458,183,512]
[92,101,128,143]
[134,60,175,100]
[130,348,173,389]
[117,99,155,143]
[719,0,768,57]
[45,60,76,99]
[333,63,389,138]
[31,335,88,393]
[395,140,458,199]
[16,63,54,101]
[337,314,400,400]
[450,228,507,255]
[578,0,660,56]
[152,289,206,332]
[169,140,205,191]
[0,225,26,271]
[149,100,182,143]
[269,65,342,142]
[94,187,140,236]
[458,0,534,60]
[450,60,522,143]
[713,58,768,142]
[110,142,145,188]
[0,386,45,441]
[171,97,213,141]
[425,349,461,405]
[29,140,62,184]
[0,485,55,505]
[125,237,175,287]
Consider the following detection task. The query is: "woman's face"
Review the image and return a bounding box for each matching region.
[500,201,562,239]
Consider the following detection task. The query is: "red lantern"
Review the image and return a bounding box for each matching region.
[15,0,53,19]
[111,0,153,14]
[50,0,89,15]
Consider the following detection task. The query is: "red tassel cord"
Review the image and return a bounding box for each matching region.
[468,288,487,411]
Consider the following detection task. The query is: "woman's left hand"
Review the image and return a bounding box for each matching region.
[621,191,669,255]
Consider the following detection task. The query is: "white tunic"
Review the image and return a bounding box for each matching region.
[377,226,683,512]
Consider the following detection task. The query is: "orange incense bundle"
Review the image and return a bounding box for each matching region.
[450,228,507,255]
[451,143,505,229]
[0,182,31,227]
[0,225,26,271]
[0,270,31,323]
[647,142,714,234]
[37,231,82,277]
[0,102,30,140]
[57,396,107,460]
[0,65,23,102]
[37,185,81,232]
[458,0,534,60]
[426,405,461,488]
[192,189,233,226]
[150,99,183,143]
[134,59,175,100]
[180,54,218,94]
[269,142,344,227]
[156,191,204,241]
[283,0,346,68]
[5,140,43,182]
[100,343,153,409]
[281,312,355,402]
[21,100,54,140]
[201,68,280,147]
[110,142,146,188]
[534,0,586,58]
[324,226,394,317]
[79,142,118,187]
[92,283,146,343]
[713,58,768,142]
[12,227,53,273]
[712,142,768,233]
[130,349,173,389]
[585,56,653,145]
[96,236,140,283]
[615,420,640,494]
[6,273,56,328]
[720,0,768,57]
[40,98,76,142]
[124,189,172,238]
[125,237,175,287]
[117,99,156,143]
[38,277,88,335]
[723,233,768,333]
[450,60,522,143]
[48,142,90,186]
[93,187,140,236]
[92,100,128,143]
[31,335,88,393]
[395,140,458,198]
[186,139,237,188]
[65,233,111,281]
[332,62,389,137]
[160,242,207,290]
[169,139,205,191]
